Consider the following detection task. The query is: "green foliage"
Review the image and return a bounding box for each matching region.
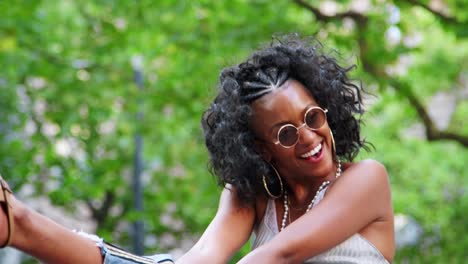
[0,0,467,263]
[360,91,468,262]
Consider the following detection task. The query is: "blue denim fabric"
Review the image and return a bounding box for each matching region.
[100,243,174,264]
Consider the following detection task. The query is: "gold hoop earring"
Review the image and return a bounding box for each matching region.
[330,130,337,159]
[262,162,283,199]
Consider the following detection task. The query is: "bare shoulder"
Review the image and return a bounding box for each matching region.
[342,159,390,188]
[341,160,394,259]
[254,190,269,224]
[334,159,392,216]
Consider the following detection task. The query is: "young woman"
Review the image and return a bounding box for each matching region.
[0,35,394,263]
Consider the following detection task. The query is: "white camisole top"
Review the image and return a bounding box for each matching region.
[251,187,390,264]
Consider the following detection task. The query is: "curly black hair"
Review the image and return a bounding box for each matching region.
[202,35,369,205]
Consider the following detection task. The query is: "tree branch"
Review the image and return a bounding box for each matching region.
[292,0,367,23]
[389,79,468,147]
[405,0,460,25]
[294,1,468,147]
[357,21,468,147]
[86,191,116,230]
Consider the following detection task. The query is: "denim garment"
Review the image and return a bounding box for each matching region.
[100,242,174,264]
[74,230,174,264]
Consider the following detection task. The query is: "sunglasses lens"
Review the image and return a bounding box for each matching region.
[305,108,326,129]
[278,125,298,147]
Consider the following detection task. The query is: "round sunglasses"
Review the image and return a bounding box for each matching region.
[273,107,328,148]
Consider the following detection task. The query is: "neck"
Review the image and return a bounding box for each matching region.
[285,160,341,206]
[280,160,342,231]
[286,184,313,206]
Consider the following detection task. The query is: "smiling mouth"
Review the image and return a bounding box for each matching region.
[300,142,323,159]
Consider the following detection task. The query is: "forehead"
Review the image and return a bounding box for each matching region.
[251,79,319,128]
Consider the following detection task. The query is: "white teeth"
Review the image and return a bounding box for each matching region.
[301,143,322,158]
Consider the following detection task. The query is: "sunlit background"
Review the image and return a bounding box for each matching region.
[0,0,467,263]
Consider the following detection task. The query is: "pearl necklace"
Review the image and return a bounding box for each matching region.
[281,160,342,231]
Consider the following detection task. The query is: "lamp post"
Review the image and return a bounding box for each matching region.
[131,55,144,255]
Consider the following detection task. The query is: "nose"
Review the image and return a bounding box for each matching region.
[297,124,318,145]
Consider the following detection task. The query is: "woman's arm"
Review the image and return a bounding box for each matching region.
[177,186,256,264]
[238,159,393,264]
[0,192,103,264]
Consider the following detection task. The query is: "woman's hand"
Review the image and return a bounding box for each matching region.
[0,199,9,246]
[0,179,29,249]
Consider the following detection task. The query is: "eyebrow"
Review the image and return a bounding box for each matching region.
[269,121,291,135]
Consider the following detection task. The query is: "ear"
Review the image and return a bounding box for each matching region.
[254,140,272,162]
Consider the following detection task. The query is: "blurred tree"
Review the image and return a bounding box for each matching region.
[0,0,466,263]
[294,0,468,146]
[290,1,468,262]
